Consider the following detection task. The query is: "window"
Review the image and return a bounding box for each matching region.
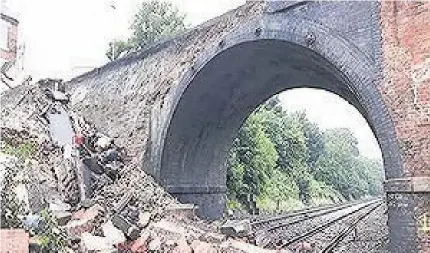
[0,20,9,50]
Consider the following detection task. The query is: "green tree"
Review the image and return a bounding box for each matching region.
[324,128,359,156]
[106,40,133,61]
[258,108,308,173]
[106,0,186,60]
[314,128,375,200]
[226,99,383,213]
[227,113,278,212]
[293,111,325,169]
[257,108,314,205]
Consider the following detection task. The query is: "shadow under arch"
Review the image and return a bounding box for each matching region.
[157,15,403,219]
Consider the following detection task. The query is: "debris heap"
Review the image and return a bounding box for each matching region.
[1,80,271,252]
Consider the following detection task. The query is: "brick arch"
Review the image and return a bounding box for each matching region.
[158,14,403,219]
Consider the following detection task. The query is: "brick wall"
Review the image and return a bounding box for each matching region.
[380,2,430,251]
[0,17,18,62]
[380,1,430,178]
[0,229,29,253]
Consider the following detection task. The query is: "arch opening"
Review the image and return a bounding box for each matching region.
[225,88,385,214]
[160,39,400,218]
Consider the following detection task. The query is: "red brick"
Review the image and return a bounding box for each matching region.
[65,205,104,236]
[380,1,430,179]
[0,229,29,253]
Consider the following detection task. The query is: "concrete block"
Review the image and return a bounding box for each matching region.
[102,220,126,245]
[220,219,251,237]
[80,233,117,252]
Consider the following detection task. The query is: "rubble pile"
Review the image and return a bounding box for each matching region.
[2,81,280,252]
[0,154,28,228]
[0,80,177,250]
[1,84,53,140]
[97,164,175,215]
[1,127,63,212]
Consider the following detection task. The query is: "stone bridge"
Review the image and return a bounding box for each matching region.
[68,1,430,252]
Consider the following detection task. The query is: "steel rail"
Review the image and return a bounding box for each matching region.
[260,199,376,233]
[251,198,379,228]
[320,202,383,253]
[278,199,382,249]
[255,198,382,248]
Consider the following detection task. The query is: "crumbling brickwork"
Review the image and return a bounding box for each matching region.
[380,2,430,252]
[380,1,430,177]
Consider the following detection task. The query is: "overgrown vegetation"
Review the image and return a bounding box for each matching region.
[0,159,27,228]
[1,133,65,251]
[29,209,67,252]
[1,141,37,160]
[227,96,384,213]
[106,0,186,60]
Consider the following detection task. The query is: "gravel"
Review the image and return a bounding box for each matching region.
[257,201,388,252]
[333,203,389,253]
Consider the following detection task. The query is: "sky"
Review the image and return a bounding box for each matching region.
[3,0,382,159]
[6,0,246,79]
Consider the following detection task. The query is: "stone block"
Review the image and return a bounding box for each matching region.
[220,219,251,237]
[111,214,140,240]
[137,211,151,228]
[199,232,226,244]
[65,205,103,236]
[102,220,126,245]
[80,233,117,252]
[164,203,197,220]
[53,211,72,226]
[190,240,216,253]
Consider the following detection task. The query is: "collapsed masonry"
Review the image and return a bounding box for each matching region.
[0,80,270,253]
[1,79,176,210]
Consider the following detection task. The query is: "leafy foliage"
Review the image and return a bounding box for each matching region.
[227,113,278,212]
[106,40,133,61]
[1,141,37,160]
[227,95,384,213]
[38,209,67,252]
[293,111,325,169]
[106,0,185,60]
[0,159,27,228]
[23,209,67,252]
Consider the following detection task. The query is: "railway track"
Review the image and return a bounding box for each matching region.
[251,198,377,231]
[250,198,383,251]
[320,202,382,253]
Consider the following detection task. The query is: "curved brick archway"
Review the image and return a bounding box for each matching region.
[159,14,407,250]
[67,2,430,251]
[160,15,402,210]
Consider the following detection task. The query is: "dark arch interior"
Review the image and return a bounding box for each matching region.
[161,40,389,216]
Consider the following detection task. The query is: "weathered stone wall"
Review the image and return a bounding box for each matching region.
[68,2,266,166]
[379,2,430,251]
